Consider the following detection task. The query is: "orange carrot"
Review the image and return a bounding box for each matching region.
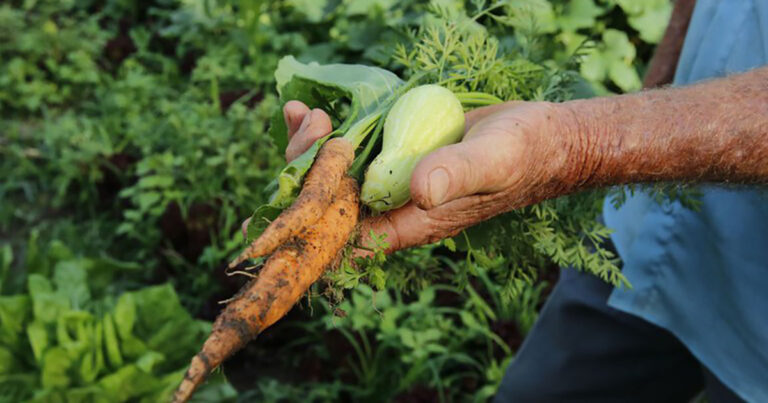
[228,137,355,268]
[174,176,359,403]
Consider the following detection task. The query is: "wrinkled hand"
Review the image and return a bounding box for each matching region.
[244,99,576,254]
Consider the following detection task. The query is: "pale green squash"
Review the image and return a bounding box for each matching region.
[361,85,465,212]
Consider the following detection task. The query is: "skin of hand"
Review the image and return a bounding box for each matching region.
[245,66,768,255]
[247,99,578,254]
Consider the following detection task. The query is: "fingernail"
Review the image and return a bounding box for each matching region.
[428,168,450,206]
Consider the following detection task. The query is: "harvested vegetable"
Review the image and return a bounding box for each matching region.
[177,58,485,402]
[361,85,466,211]
[228,137,355,268]
[173,176,359,402]
[175,58,405,402]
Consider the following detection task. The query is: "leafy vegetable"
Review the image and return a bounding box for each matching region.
[0,242,236,402]
[246,56,404,240]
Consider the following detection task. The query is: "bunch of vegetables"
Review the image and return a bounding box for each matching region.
[174,5,631,398]
[173,54,482,400]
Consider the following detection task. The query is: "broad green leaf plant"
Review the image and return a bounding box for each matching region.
[0,239,236,402]
[554,0,672,93]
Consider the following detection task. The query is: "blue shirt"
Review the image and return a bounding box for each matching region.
[604,0,768,401]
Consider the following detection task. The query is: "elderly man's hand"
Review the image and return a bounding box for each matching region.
[241,64,768,253]
[244,99,580,254]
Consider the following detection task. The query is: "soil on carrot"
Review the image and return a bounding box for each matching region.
[229,139,355,268]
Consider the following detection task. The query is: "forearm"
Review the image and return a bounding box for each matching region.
[560,66,768,188]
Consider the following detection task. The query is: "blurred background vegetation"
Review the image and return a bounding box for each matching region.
[0,0,670,401]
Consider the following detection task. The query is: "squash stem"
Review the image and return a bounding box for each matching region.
[454,92,504,107]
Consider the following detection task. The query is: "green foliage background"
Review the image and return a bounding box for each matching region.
[0,0,670,401]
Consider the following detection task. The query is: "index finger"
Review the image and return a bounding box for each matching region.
[354,201,439,256]
[354,186,516,257]
[284,100,311,139]
[463,101,521,134]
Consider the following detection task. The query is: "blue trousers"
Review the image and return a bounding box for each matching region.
[494,266,744,402]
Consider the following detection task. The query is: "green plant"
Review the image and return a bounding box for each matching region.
[244,270,541,402]
[0,1,290,309]
[321,3,627,303]
[0,238,236,402]
[552,0,672,93]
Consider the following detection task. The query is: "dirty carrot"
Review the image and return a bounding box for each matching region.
[228,137,355,268]
[174,176,359,403]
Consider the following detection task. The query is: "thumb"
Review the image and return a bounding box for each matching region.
[409,131,523,210]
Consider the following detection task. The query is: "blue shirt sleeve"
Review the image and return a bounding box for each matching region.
[604,1,768,401]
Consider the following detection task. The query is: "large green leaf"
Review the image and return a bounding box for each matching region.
[28,274,69,325]
[26,320,48,363]
[580,29,641,93]
[41,347,73,389]
[274,56,401,110]
[271,55,402,150]
[98,364,160,401]
[52,260,91,309]
[0,295,30,350]
[0,266,219,400]
[616,0,672,44]
[556,0,604,32]
[286,0,331,23]
[344,0,399,16]
[130,284,205,370]
[505,0,557,34]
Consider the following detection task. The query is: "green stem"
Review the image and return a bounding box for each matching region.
[210,76,220,112]
[471,1,506,22]
[345,73,427,178]
[342,111,380,148]
[348,112,386,179]
[454,91,504,107]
